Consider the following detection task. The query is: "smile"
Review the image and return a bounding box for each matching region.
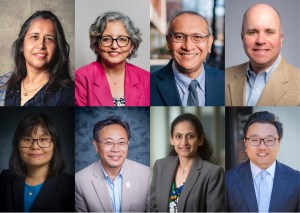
[107,51,121,56]
[179,53,199,57]
[33,53,47,58]
[257,153,268,156]
[29,154,43,158]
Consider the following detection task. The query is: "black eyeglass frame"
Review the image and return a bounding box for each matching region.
[99,35,131,47]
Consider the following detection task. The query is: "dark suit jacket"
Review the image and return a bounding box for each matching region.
[226,160,300,212]
[150,60,225,106]
[0,170,75,212]
[150,155,225,212]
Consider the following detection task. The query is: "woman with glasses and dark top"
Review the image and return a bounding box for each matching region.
[0,10,74,106]
[150,113,224,212]
[75,11,150,106]
[0,113,74,212]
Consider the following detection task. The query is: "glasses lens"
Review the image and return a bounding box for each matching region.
[249,138,260,145]
[264,138,275,146]
[38,138,52,148]
[191,34,206,42]
[171,33,186,43]
[100,36,113,46]
[117,36,129,47]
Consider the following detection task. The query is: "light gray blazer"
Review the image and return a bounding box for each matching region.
[150,155,225,212]
[75,159,150,212]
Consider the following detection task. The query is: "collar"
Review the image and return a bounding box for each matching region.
[100,161,124,181]
[172,61,205,94]
[250,160,276,179]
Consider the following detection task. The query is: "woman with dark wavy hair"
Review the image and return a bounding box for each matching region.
[150,113,224,212]
[2,10,74,106]
[0,113,74,212]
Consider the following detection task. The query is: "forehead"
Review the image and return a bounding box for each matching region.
[246,122,278,136]
[103,21,128,34]
[173,121,196,133]
[99,124,128,138]
[27,18,56,34]
[170,14,208,33]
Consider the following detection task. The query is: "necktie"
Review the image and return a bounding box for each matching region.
[258,170,270,212]
[187,80,199,106]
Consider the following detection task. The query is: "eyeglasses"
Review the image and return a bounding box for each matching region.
[99,140,129,148]
[168,32,211,43]
[99,36,131,47]
[20,137,53,148]
[244,137,278,146]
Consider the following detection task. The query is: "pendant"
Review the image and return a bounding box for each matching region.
[23,92,28,96]
[28,190,33,196]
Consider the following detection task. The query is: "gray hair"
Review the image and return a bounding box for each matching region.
[167,11,213,35]
[89,11,142,59]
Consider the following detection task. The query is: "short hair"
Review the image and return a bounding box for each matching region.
[89,11,142,60]
[241,4,283,34]
[93,116,131,142]
[170,113,213,161]
[9,113,65,177]
[243,111,283,139]
[6,10,73,100]
[167,11,212,35]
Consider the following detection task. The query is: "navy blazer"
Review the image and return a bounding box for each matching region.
[225,160,300,212]
[0,170,75,212]
[150,60,224,106]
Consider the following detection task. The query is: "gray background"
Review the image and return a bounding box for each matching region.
[75,0,150,71]
[0,107,75,175]
[75,107,150,173]
[0,0,75,77]
[225,0,300,68]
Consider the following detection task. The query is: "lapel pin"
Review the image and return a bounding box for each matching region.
[125,182,130,188]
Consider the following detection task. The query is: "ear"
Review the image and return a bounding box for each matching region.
[166,35,170,52]
[93,140,99,152]
[198,134,204,146]
[241,33,244,41]
[170,135,174,146]
[207,35,214,54]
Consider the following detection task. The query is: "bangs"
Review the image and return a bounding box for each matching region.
[22,120,50,137]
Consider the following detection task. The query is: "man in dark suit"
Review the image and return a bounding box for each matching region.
[151,11,224,106]
[226,111,300,212]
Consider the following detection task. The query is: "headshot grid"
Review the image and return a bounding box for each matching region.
[0,0,299,212]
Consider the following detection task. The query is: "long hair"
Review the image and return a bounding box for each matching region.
[6,10,73,100]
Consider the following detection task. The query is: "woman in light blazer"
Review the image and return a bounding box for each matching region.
[150,113,224,212]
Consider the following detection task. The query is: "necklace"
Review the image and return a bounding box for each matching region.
[22,81,46,96]
[180,164,192,177]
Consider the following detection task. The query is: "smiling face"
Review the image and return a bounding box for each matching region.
[23,18,57,73]
[244,122,280,169]
[167,14,213,78]
[97,21,133,67]
[93,124,128,172]
[170,121,202,159]
[242,4,283,73]
[18,125,54,169]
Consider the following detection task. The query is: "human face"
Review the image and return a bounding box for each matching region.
[19,126,54,169]
[23,18,57,72]
[167,14,213,78]
[170,121,202,159]
[242,4,283,73]
[244,122,280,170]
[93,124,129,172]
[97,21,134,67]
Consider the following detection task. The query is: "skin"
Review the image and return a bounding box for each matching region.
[244,122,280,170]
[93,124,129,179]
[23,18,57,73]
[242,4,283,73]
[167,14,213,79]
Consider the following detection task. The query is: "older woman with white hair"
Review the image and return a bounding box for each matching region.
[75,11,149,106]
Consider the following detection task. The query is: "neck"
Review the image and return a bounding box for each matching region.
[102,165,122,180]
[26,165,49,185]
[24,70,50,84]
[178,157,194,172]
[101,61,126,77]
[176,64,202,80]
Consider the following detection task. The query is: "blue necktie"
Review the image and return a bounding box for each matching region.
[187,80,199,106]
[258,170,270,212]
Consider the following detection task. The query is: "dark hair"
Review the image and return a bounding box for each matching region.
[93,116,131,142]
[9,113,65,177]
[243,111,283,139]
[170,113,213,161]
[6,10,73,100]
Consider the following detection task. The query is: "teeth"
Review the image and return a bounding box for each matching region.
[181,53,197,57]
[258,153,267,156]
[109,52,119,55]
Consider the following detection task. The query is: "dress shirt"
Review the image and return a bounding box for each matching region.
[246,55,281,106]
[100,163,123,213]
[172,62,205,106]
[250,160,276,207]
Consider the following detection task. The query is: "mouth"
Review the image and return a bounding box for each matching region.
[109,155,122,161]
[33,53,47,59]
[29,154,44,158]
[257,153,268,157]
[253,49,269,52]
[107,51,122,56]
[179,146,190,151]
[179,53,199,58]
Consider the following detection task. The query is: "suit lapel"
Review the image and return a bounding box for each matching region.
[227,63,247,106]
[12,176,25,212]
[121,160,135,212]
[91,161,113,212]
[234,161,258,212]
[156,60,182,105]
[124,63,141,106]
[92,62,114,106]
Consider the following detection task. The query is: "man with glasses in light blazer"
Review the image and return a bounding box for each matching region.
[226,111,300,212]
[75,116,150,212]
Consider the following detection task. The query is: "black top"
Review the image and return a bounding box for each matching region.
[0,170,75,212]
[5,81,74,106]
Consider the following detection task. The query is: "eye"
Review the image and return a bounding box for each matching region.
[22,138,31,142]
[118,141,127,146]
[101,37,112,42]
[187,134,195,139]
[250,138,260,142]
[45,36,55,42]
[104,141,113,146]
[175,134,182,140]
[30,35,39,40]
[174,34,185,40]
[247,31,256,36]
[118,37,128,42]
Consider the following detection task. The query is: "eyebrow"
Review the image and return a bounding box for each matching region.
[28,32,56,38]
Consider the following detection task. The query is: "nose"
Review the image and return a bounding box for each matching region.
[255,32,266,45]
[111,39,118,49]
[258,139,267,149]
[111,143,120,152]
[30,140,40,149]
[37,38,46,49]
[182,35,195,50]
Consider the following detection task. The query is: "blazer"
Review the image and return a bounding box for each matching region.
[0,170,75,212]
[225,57,300,106]
[225,160,300,212]
[150,59,225,106]
[75,159,150,212]
[75,61,150,106]
[150,155,225,212]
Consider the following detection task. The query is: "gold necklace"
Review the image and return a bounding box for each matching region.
[180,164,192,177]
[22,81,46,96]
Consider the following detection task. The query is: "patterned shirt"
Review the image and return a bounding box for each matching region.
[169,182,184,213]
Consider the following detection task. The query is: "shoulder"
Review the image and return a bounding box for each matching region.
[0,72,12,87]
[204,63,224,77]
[151,60,173,80]
[0,169,13,180]
[58,172,74,182]
[226,62,248,74]
[279,57,300,77]
[276,161,300,177]
[75,161,98,179]
[75,62,101,77]
[154,156,176,168]
[126,62,149,76]
[125,159,150,172]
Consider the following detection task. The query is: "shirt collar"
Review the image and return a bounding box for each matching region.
[172,61,205,94]
[250,160,276,179]
[100,161,124,181]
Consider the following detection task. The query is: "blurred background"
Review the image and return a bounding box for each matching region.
[150,0,225,72]
[150,106,225,172]
[225,107,300,171]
